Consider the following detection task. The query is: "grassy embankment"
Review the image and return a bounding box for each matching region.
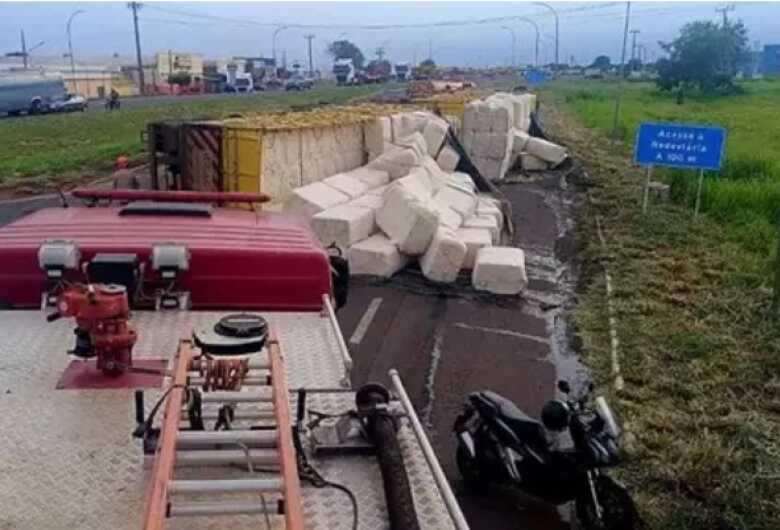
[0,85,379,194]
[541,81,780,529]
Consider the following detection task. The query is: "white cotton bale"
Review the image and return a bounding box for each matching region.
[487,133,511,160]
[461,129,477,156]
[323,173,370,199]
[521,153,549,171]
[525,137,567,166]
[376,185,441,255]
[284,181,350,222]
[476,198,504,228]
[463,101,491,133]
[422,118,449,157]
[473,156,503,182]
[421,156,449,192]
[311,204,376,249]
[433,182,477,221]
[366,148,419,180]
[396,168,435,199]
[394,132,428,160]
[350,193,384,212]
[432,203,463,230]
[446,172,477,193]
[367,184,389,196]
[364,116,392,155]
[420,227,468,283]
[346,167,390,189]
[462,214,500,244]
[472,246,528,294]
[488,101,513,133]
[436,145,460,173]
[512,130,531,154]
[456,227,493,270]
[348,234,409,277]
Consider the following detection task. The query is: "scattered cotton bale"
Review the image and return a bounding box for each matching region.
[456,227,493,269]
[367,184,389,196]
[433,183,477,222]
[422,117,449,157]
[512,130,530,153]
[394,132,428,160]
[487,133,511,159]
[472,247,528,294]
[376,185,440,255]
[525,137,567,166]
[520,153,549,171]
[432,203,463,230]
[284,181,350,222]
[366,148,419,180]
[323,173,370,199]
[346,167,390,189]
[463,101,491,133]
[348,234,409,277]
[311,204,375,249]
[396,168,434,199]
[488,101,513,133]
[421,157,450,192]
[436,145,460,173]
[350,193,384,212]
[462,214,500,244]
[420,227,468,283]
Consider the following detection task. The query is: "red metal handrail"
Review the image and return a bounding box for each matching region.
[72,188,271,204]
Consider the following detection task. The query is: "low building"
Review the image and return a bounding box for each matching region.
[62,69,138,98]
[155,52,204,83]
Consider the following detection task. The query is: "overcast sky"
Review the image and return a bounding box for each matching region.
[2,1,778,69]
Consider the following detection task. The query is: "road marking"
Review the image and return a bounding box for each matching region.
[349,297,383,346]
[421,320,447,430]
[451,322,550,345]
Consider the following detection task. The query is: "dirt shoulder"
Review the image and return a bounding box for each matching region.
[541,95,780,529]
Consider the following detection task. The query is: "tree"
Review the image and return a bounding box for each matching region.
[327,40,365,71]
[656,20,749,93]
[590,55,611,70]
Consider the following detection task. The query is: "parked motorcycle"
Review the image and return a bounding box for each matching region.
[453,380,638,529]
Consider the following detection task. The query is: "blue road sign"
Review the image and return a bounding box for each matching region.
[524,69,547,86]
[634,122,726,170]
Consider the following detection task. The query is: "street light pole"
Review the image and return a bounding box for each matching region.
[272,25,288,73]
[500,26,517,68]
[534,2,559,67]
[66,9,85,95]
[518,17,540,67]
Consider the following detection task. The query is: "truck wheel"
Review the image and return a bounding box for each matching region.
[29,100,42,115]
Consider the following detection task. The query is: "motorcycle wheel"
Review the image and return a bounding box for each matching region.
[576,475,639,530]
[456,444,490,489]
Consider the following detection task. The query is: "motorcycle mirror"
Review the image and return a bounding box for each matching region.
[557,380,571,394]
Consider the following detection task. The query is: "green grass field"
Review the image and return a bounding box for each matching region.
[548,78,780,254]
[544,82,780,529]
[0,85,380,193]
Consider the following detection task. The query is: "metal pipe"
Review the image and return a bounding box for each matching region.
[169,500,279,517]
[179,409,276,422]
[177,429,277,447]
[173,449,279,467]
[72,188,271,204]
[388,369,470,530]
[322,294,353,384]
[169,478,282,494]
[187,376,269,386]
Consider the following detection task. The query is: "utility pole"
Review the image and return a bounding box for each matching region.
[428,39,432,61]
[128,2,145,96]
[534,2,559,67]
[20,30,27,68]
[67,10,85,95]
[630,29,640,63]
[304,34,315,76]
[612,2,632,140]
[716,4,735,26]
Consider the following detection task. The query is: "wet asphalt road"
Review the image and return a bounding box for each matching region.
[0,194,61,226]
[338,172,585,530]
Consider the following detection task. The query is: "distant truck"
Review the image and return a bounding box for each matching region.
[395,63,410,82]
[333,59,355,86]
[0,71,67,116]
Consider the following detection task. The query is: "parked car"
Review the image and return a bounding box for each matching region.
[49,93,88,113]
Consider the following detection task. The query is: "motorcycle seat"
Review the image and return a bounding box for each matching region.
[481,391,547,448]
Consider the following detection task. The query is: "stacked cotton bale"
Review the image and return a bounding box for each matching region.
[460,92,568,180]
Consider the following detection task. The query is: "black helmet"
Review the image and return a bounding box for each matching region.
[541,400,570,431]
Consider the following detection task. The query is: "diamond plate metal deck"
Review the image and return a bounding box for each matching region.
[0,310,456,530]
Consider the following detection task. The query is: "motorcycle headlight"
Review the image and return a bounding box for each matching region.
[595,396,620,438]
